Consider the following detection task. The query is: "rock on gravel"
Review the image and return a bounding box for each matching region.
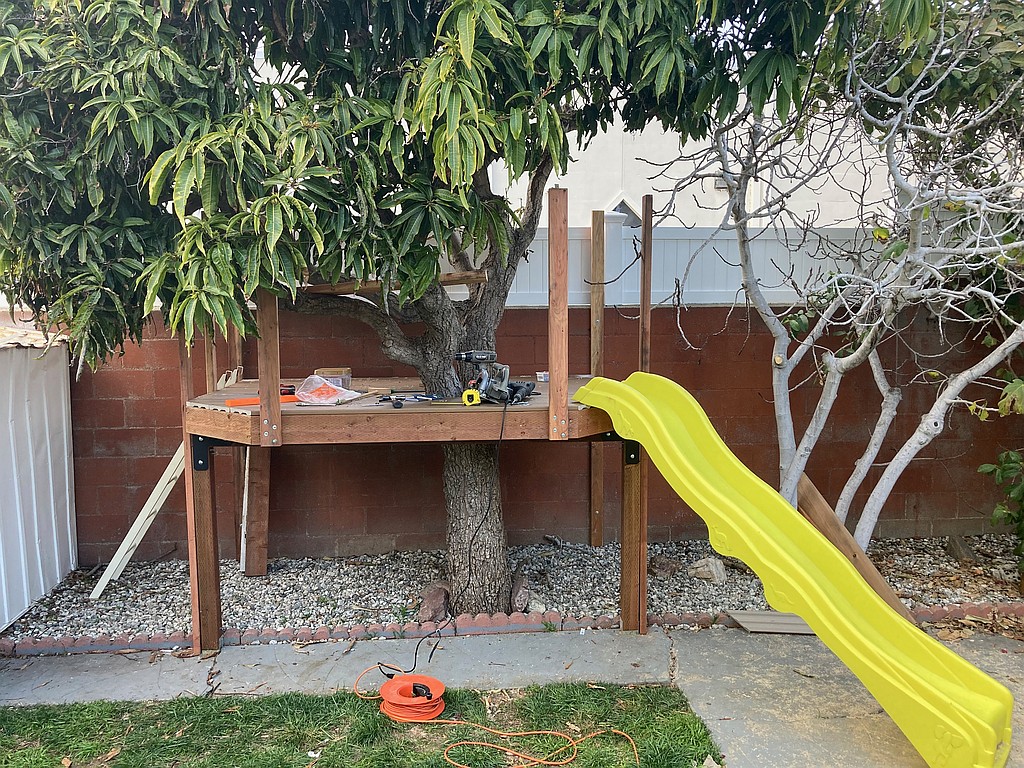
[2,534,1021,642]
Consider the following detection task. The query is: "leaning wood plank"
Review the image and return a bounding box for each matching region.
[302,270,487,295]
[547,188,569,441]
[88,369,240,600]
[797,474,916,624]
[728,610,816,635]
[88,443,186,600]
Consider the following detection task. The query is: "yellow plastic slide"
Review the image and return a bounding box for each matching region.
[575,372,1013,768]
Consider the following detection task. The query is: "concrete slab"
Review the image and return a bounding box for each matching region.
[941,632,1024,767]
[211,629,673,696]
[671,627,1024,768]
[0,653,214,705]
[671,628,925,767]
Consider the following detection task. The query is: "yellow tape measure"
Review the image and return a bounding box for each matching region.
[462,389,481,406]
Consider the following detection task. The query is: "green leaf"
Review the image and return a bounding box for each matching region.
[999,380,1024,416]
[265,198,283,254]
[148,149,177,205]
[172,160,196,225]
[457,10,476,67]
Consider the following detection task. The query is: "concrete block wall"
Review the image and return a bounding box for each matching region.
[68,307,1021,565]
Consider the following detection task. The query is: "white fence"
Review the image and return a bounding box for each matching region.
[507,214,866,307]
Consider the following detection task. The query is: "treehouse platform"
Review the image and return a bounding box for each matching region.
[179,189,653,652]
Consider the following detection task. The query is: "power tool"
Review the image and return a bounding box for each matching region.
[455,350,535,405]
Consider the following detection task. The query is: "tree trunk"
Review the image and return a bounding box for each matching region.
[442,442,512,614]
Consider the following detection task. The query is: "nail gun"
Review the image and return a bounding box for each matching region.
[454,350,535,405]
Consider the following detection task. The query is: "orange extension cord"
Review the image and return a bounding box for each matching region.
[355,666,640,768]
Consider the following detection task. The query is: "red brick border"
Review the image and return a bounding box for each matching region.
[3,601,1022,657]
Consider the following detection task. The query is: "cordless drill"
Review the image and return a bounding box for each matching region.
[454,350,535,405]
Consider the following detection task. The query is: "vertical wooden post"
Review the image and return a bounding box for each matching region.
[639,195,653,372]
[622,194,654,634]
[255,289,283,447]
[180,337,222,652]
[203,334,217,395]
[619,440,642,631]
[224,325,246,560]
[242,446,271,576]
[548,188,569,441]
[589,210,606,546]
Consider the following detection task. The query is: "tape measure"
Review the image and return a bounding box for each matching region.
[462,389,481,406]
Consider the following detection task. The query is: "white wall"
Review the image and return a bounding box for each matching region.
[498,117,890,230]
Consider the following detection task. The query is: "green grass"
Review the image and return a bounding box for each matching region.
[0,683,720,768]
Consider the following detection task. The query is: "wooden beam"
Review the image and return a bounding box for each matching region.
[203,334,217,395]
[302,270,488,296]
[255,289,283,447]
[223,323,246,559]
[180,337,222,652]
[548,188,569,441]
[625,195,655,635]
[242,446,271,576]
[639,194,653,373]
[621,442,643,631]
[797,474,916,624]
[589,210,606,546]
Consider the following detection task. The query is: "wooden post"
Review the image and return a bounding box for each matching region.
[203,334,217,395]
[548,188,569,441]
[180,337,222,652]
[797,474,916,623]
[224,325,246,560]
[625,194,655,634]
[255,289,283,447]
[589,210,606,546]
[640,195,653,372]
[620,441,642,631]
[242,447,271,576]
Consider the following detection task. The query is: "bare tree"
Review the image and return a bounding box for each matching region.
[650,0,1024,548]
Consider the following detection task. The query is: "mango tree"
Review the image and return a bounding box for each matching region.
[0,0,902,612]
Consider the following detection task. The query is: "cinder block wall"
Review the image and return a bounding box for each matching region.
[69,307,1020,565]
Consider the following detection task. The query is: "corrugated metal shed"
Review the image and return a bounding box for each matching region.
[0,326,77,630]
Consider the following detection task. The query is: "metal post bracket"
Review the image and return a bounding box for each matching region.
[191,435,236,472]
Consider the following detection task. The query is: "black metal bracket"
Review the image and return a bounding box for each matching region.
[623,440,641,465]
[596,431,623,442]
[191,435,236,472]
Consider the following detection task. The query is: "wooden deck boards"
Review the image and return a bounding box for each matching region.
[185,376,614,445]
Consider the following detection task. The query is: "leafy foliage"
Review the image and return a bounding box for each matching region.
[0,0,888,367]
[979,451,1024,576]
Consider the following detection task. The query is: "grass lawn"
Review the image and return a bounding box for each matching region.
[0,682,720,768]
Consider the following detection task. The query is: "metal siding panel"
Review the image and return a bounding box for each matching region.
[505,226,864,307]
[0,344,76,630]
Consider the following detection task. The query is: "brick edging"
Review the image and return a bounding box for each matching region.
[4,602,1023,657]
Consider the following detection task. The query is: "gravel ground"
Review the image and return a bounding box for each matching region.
[3,534,1021,641]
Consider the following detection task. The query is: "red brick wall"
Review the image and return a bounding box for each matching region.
[69,307,1022,565]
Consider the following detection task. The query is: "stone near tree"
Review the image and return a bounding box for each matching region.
[688,557,728,584]
[945,536,977,564]
[527,591,548,613]
[511,569,531,613]
[648,554,683,579]
[417,580,451,623]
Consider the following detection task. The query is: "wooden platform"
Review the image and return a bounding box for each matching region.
[185,376,613,445]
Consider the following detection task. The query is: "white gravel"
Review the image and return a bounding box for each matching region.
[3,534,1021,641]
